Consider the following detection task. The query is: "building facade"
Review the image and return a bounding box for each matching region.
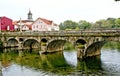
[13,10,59,31]
[14,10,34,31]
[0,16,14,31]
[31,18,59,31]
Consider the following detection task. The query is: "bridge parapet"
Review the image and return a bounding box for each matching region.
[0,29,120,37]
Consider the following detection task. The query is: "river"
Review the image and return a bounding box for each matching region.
[0,42,120,76]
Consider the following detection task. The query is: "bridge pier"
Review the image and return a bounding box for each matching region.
[18,42,23,50]
[3,42,7,48]
[77,48,85,59]
[76,43,86,59]
[41,46,47,53]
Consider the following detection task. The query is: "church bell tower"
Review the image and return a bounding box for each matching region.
[28,9,33,20]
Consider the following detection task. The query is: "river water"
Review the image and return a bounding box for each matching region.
[0,42,120,76]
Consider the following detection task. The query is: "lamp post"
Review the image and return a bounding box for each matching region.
[20,17,22,32]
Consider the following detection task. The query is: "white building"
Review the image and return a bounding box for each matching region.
[13,10,34,31]
[31,18,59,31]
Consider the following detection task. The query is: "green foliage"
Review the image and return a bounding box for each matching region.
[103,41,120,50]
[78,20,92,29]
[41,42,46,46]
[64,42,75,50]
[75,27,80,30]
[76,44,85,49]
[59,17,120,30]
[0,52,74,75]
[59,20,78,30]
[115,18,120,28]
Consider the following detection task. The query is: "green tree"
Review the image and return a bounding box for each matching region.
[78,20,92,29]
[115,18,120,28]
[106,18,116,28]
[59,23,65,30]
[59,20,78,30]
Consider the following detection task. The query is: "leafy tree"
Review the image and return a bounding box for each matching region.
[96,19,107,28]
[106,18,116,28]
[75,27,80,30]
[59,17,120,30]
[115,18,120,28]
[78,20,92,29]
[59,20,78,30]
[59,23,65,30]
[93,18,116,28]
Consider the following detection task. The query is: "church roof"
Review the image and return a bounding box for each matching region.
[16,20,34,23]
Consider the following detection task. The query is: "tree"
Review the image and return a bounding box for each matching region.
[106,18,116,28]
[78,20,92,29]
[59,20,78,30]
[59,23,65,30]
[115,18,120,28]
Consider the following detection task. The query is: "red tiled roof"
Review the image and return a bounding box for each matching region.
[12,21,17,25]
[16,20,34,23]
[25,24,32,30]
[12,21,32,30]
[39,18,53,25]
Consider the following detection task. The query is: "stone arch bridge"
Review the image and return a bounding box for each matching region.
[0,29,120,59]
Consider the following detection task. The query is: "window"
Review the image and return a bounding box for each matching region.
[39,21,42,24]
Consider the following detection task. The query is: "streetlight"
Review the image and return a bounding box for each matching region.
[20,17,22,32]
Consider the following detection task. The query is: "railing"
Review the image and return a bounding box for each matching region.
[0,29,120,37]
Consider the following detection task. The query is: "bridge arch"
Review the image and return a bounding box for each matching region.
[85,41,107,57]
[47,38,87,52]
[41,38,48,42]
[76,39,86,45]
[41,38,48,46]
[23,39,40,49]
[47,39,66,51]
[7,38,18,47]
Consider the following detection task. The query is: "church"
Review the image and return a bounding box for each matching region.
[13,10,59,31]
[13,10,34,31]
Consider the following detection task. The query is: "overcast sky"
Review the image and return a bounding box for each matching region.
[0,0,120,24]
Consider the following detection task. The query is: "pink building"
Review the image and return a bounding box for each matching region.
[0,16,14,31]
[32,17,59,31]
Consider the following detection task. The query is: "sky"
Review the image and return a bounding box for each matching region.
[0,0,120,24]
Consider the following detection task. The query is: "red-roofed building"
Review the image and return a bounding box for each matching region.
[31,17,59,31]
[14,19,33,31]
[14,10,34,31]
[0,16,14,31]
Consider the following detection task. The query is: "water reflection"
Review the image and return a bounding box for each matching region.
[0,44,120,76]
[0,51,75,76]
[76,56,103,75]
[0,49,103,76]
[39,51,74,74]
